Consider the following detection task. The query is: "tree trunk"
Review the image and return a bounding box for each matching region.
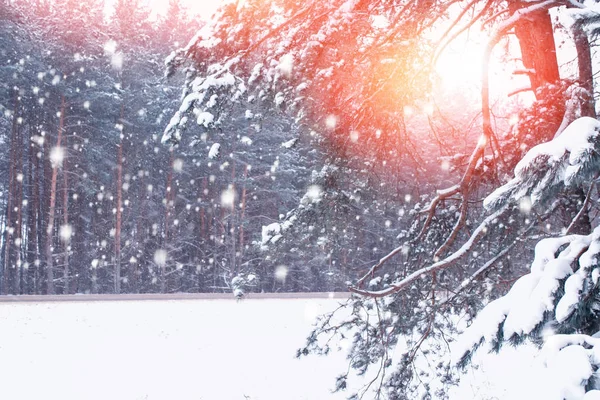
[2,92,19,295]
[44,96,65,295]
[511,2,560,93]
[15,120,23,295]
[62,134,69,293]
[572,20,596,118]
[238,165,249,261]
[114,107,124,294]
[27,124,39,294]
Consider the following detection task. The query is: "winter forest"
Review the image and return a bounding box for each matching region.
[5,0,600,398]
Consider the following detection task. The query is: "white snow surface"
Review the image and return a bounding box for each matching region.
[0,297,586,400]
[0,298,363,400]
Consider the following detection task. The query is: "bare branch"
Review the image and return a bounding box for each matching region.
[434,196,468,259]
[350,209,506,298]
[565,177,598,235]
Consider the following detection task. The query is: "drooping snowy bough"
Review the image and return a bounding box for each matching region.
[454,117,600,399]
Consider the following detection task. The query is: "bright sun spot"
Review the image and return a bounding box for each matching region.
[436,37,486,90]
[434,29,534,105]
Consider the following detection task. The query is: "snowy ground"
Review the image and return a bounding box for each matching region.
[0,296,545,400]
[0,297,362,400]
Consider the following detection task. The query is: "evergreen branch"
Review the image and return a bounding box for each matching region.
[349,209,506,298]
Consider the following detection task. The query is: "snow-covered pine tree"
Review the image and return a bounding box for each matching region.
[455,116,600,399]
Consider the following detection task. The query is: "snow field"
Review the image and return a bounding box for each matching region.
[0,298,358,400]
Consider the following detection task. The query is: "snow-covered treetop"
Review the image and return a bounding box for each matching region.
[162,0,439,165]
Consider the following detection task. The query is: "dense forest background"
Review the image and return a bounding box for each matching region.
[0,0,459,295]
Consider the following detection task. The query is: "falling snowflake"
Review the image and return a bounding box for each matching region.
[111,53,123,70]
[325,115,337,129]
[59,224,73,242]
[519,196,532,214]
[154,249,168,266]
[103,40,117,55]
[50,146,65,168]
[305,185,322,203]
[173,158,184,172]
[221,187,236,209]
[274,265,288,282]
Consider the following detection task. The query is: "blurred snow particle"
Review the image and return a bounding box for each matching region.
[103,40,117,55]
[325,115,337,129]
[111,53,123,70]
[441,159,450,171]
[305,185,322,203]
[519,196,532,214]
[51,75,60,86]
[154,249,168,266]
[83,101,90,110]
[50,146,65,168]
[274,265,288,283]
[240,136,253,145]
[59,224,73,242]
[221,187,236,209]
[404,194,412,203]
[173,158,184,172]
[104,41,123,71]
[350,131,359,143]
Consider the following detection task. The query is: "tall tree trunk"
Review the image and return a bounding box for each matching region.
[2,92,19,295]
[239,165,249,258]
[161,150,175,293]
[45,96,65,295]
[114,107,124,294]
[511,2,564,142]
[15,122,23,295]
[27,125,39,295]
[572,20,596,118]
[62,134,69,293]
[511,2,560,93]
